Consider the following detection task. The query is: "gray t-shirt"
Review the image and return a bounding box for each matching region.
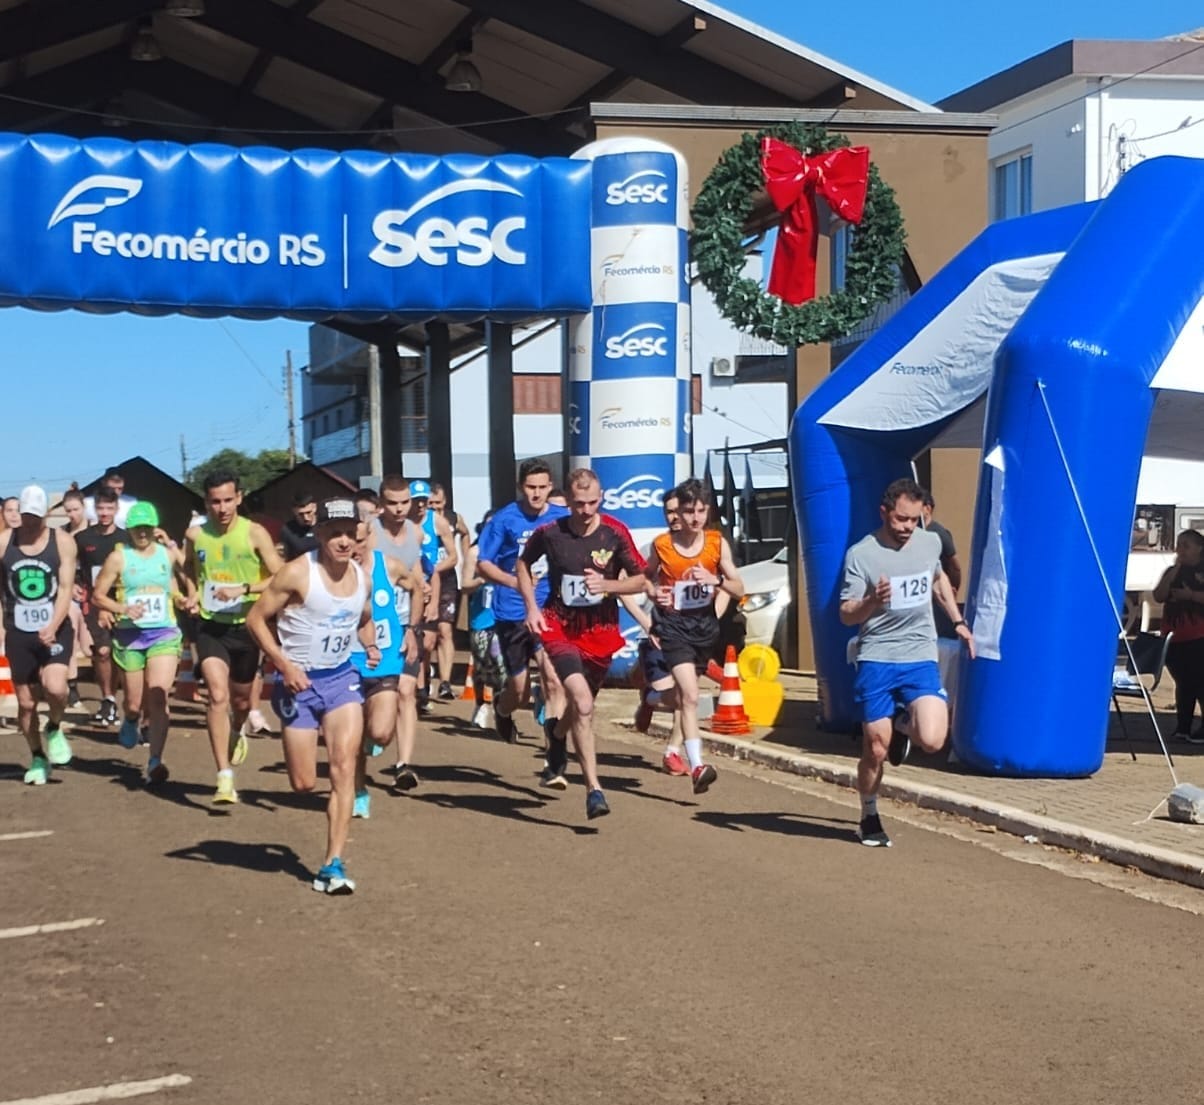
[841,528,943,663]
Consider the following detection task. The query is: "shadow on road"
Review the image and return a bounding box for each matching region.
[413,789,598,835]
[164,838,311,882]
[693,809,856,842]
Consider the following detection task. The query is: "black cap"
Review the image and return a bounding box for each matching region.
[316,498,356,524]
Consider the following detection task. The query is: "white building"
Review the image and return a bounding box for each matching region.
[941,31,1204,573]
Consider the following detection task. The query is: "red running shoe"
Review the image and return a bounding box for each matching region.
[662,749,689,776]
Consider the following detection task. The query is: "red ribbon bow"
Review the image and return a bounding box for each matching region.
[759,136,870,306]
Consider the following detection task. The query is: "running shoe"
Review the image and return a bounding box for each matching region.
[419,698,434,716]
[23,755,50,786]
[470,703,492,730]
[392,766,420,792]
[662,749,689,776]
[229,730,249,767]
[44,724,72,766]
[585,789,610,820]
[437,680,455,701]
[313,856,355,895]
[888,728,911,767]
[495,711,518,744]
[691,763,718,795]
[139,724,150,746]
[213,772,238,805]
[67,681,81,708]
[117,718,140,750]
[540,765,568,790]
[246,709,272,735]
[858,813,891,847]
[145,758,169,787]
[1186,729,1204,746]
[93,698,118,726]
[353,790,371,819]
[633,694,654,733]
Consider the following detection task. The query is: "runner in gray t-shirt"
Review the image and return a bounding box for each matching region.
[839,478,974,847]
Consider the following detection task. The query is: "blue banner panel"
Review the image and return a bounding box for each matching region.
[590,150,680,229]
[589,300,678,380]
[594,453,676,532]
[1,133,592,320]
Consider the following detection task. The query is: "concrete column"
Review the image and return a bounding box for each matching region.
[426,321,452,498]
[378,335,402,476]
[486,321,515,506]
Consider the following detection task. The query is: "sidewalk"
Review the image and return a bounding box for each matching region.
[595,672,1204,890]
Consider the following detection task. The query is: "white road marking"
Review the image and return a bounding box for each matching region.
[1,1074,191,1105]
[0,918,104,939]
[0,830,53,841]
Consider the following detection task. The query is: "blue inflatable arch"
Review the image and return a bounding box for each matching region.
[791,155,1204,777]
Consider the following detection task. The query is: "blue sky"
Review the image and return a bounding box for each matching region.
[1,0,1199,496]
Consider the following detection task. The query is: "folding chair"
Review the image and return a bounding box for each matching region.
[1111,631,1174,763]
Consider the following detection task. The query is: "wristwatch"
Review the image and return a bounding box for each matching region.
[953,619,967,629]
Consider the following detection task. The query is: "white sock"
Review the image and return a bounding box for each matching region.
[860,794,878,817]
[218,768,233,778]
[684,739,703,771]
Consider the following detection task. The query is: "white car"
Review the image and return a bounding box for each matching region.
[739,546,790,647]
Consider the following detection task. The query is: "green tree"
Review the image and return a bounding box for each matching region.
[187,448,295,494]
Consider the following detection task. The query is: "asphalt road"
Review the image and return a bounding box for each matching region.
[2,695,1201,1105]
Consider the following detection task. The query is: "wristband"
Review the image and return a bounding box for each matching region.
[953,619,967,629]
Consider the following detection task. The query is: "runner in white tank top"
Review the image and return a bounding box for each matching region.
[248,499,376,896]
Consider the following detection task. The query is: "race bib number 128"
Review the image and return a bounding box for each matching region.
[889,571,931,611]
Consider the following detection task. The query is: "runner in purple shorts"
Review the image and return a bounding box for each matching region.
[247,498,375,895]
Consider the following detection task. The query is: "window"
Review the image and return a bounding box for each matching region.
[993,153,1032,221]
[335,407,344,429]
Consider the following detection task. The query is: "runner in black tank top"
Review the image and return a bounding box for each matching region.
[0,485,78,784]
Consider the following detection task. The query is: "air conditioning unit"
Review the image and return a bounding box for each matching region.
[710,356,735,378]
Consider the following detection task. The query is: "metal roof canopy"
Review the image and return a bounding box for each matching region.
[0,0,935,349]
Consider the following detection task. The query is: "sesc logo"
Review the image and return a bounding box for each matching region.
[604,323,669,360]
[602,474,665,512]
[605,169,670,206]
[370,179,527,268]
[47,175,143,229]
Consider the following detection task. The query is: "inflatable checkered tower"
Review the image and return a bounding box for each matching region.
[570,137,691,679]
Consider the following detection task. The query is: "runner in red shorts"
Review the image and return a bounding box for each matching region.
[516,468,647,821]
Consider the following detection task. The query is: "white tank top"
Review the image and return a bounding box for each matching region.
[277,553,367,671]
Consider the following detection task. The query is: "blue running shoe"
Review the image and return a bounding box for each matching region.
[352,790,371,819]
[533,682,546,728]
[117,718,140,750]
[313,857,356,895]
[367,742,384,758]
[585,789,610,820]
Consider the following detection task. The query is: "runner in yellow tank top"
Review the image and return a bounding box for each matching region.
[183,472,282,805]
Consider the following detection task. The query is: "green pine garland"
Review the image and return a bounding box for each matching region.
[691,123,906,346]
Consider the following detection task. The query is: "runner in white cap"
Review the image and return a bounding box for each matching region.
[248,498,373,895]
[0,486,77,784]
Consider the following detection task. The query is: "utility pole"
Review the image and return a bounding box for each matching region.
[284,350,297,469]
[179,434,187,483]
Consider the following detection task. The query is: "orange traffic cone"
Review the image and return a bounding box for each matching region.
[459,656,492,702]
[709,645,751,735]
[0,654,15,720]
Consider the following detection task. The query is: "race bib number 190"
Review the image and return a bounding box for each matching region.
[889,571,931,610]
[14,601,52,633]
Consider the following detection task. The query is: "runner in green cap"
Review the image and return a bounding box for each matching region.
[92,501,196,786]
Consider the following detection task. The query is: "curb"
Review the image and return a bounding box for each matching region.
[695,732,1204,891]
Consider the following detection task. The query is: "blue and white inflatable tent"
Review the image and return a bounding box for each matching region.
[790,155,1204,777]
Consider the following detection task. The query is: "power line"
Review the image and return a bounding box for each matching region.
[215,320,283,395]
[991,40,1204,141]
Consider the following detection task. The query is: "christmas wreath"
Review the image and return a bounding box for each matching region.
[691,122,906,347]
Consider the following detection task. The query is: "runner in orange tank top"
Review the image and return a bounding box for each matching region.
[643,478,743,796]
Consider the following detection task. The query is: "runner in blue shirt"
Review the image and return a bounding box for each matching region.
[476,458,569,743]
